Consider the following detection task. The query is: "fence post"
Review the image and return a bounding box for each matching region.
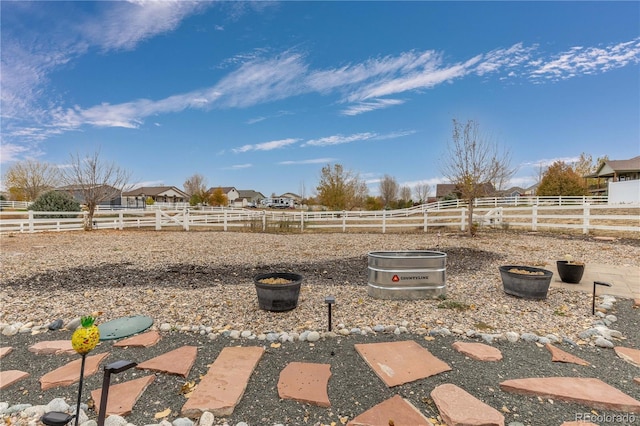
[155,210,161,231]
[583,204,590,235]
[342,211,346,232]
[300,211,304,232]
[382,210,386,234]
[183,208,189,231]
[262,211,266,231]
[119,212,124,230]
[223,210,228,231]
[28,210,34,233]
[532,205,538,231]
[460,208,466,231]
[423,211,428,233]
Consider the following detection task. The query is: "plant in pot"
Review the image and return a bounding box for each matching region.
[254,272,303,312]
[498,265,554,300]
[556,254,585,284]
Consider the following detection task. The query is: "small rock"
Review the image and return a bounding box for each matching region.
[505,332,519,343]
[172,418,193,426]
[104,416,128,426]
[537,337,551,345]
[2,325,18,336]
[229,330,240,339]
[521,333,538,342]
[48,319,64,330]
[46,398,70,413]
[256,334,266,341]
[159,323,172,332]
[338,329,350,336]
[240,330,252,338]
[373,325,385,332]
[595,337,614,348]
[306,331,320,342]
[66,318,81,330]
[605,314,617,323]
[199,412,214,426]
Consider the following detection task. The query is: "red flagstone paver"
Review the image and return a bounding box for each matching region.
[635,378,640,385]
[354,340,451,387]
[28,340,75,355]
[90,375,155,416]
[347,395,431,426]
[277,362,331,407]
[500,377,640,413]
[40,352,110,390]
[545,344,590,366]
[614,347,640,367]
[0,347,13,359]
[181,346,264,418]
[0,370,30,390]
[452,341,503,362]
[431,383,505,426]
[633,298,640,308]
[114,330,161,348]
[136,345,197,377]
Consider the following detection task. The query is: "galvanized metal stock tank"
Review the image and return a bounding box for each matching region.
[367,251,446,300]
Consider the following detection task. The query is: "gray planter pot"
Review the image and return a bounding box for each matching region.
[254,272,303,312]
[556,260,585,284]
[499,265,553,300]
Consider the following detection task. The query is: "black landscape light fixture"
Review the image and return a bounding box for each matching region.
[40,353,88,426]
[97,360,138,426]
[325,295,336,331]
[592,281,612,315]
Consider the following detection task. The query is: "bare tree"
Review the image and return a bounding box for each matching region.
[378,174,398,208]
[183,173,208,205]
[61,150,131,230]
[3,159,61,201]
[316,164,368,210]
[413,182,431,204]
[440,119,514,236]
[400,185,411,204]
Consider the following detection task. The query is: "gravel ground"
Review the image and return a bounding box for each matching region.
[1,230,640,425]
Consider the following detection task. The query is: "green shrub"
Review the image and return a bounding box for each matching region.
[29,191,81,218]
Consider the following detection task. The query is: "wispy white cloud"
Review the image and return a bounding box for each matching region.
[1,1,208,138]
[2,0,639,157]
[529,38,640,81]
[232,138,300,153]
[302,130,414,147]
[278,158,338,165]
[225,163,253,170]
[341,98,405,116]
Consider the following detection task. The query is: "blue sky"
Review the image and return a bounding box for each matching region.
[1,1,639,198]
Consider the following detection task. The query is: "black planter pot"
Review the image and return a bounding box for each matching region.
[498,265,553,300]
[254,272,303,312]
[556,261,585,284]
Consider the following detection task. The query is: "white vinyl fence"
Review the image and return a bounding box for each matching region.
[1,197,638,235]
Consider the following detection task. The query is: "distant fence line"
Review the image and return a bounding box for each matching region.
[1,197,638,235]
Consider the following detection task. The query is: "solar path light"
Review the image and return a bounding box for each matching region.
[97,360,138,426]
[325,295,335,331]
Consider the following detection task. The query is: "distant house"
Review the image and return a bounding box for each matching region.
[207,187,240,205]
[435,183,496,200]
[585,156,640,195]
[585,155,640,203]
[435,184,458,200]
[122,186,189,208]
[279,192,302,203]
[57,184,122,207]
[235,190,266,207]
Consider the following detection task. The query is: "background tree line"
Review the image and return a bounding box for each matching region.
[3,121,610,233]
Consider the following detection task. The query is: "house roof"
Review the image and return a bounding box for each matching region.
[123,186,189,197]
[435,184,457,198]
[207,186,237,194]
[585,155,640,178]
[237,190,265,199]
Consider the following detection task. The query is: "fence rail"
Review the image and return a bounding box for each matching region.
[1,198,638,235]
